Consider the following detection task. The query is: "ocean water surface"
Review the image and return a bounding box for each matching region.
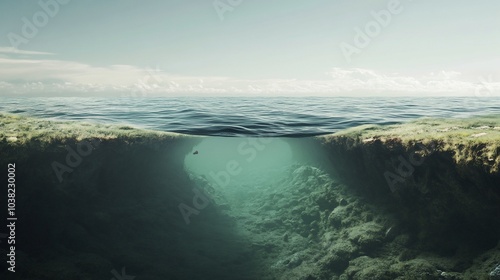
[1,96,499,136]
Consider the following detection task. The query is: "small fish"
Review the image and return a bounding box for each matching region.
[193,150,199,155]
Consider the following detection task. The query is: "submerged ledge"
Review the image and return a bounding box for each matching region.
[318,116,500,203]
[320,116,500,174]
[0,113,196,169]
[319,116,500,267]
[0,113,189,146]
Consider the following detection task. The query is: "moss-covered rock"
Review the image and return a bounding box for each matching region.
[319,116,500,254]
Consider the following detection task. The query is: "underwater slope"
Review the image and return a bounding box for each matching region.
[319,116,500,279]
[1,113,500,280]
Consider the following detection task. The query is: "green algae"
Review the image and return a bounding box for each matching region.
[0,113,187,145]
[320,116,500,174]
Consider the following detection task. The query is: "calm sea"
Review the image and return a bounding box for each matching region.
[1,96,499,136]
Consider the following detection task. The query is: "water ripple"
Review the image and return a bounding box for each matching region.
[1,97,499,137]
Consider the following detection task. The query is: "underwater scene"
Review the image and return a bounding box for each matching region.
[1,97,500,280]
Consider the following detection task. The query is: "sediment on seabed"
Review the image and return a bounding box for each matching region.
[0,113,499,280]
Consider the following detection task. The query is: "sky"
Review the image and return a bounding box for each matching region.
[0,0,499,97]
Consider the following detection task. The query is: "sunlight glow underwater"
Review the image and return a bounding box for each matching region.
[183,137,328,190]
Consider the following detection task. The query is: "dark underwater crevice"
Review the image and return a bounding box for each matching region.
[0,133,267,279]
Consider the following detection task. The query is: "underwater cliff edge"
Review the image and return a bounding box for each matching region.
[319,116,500,260]
[1,113,500,280]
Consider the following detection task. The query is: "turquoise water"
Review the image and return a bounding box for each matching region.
[1,96,499,136]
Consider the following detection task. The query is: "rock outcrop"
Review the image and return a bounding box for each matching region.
[319,116,500,278]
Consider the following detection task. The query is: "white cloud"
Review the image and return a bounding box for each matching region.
[324,68,479,94]
[0,47,54,56]
[0,53,499,97]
